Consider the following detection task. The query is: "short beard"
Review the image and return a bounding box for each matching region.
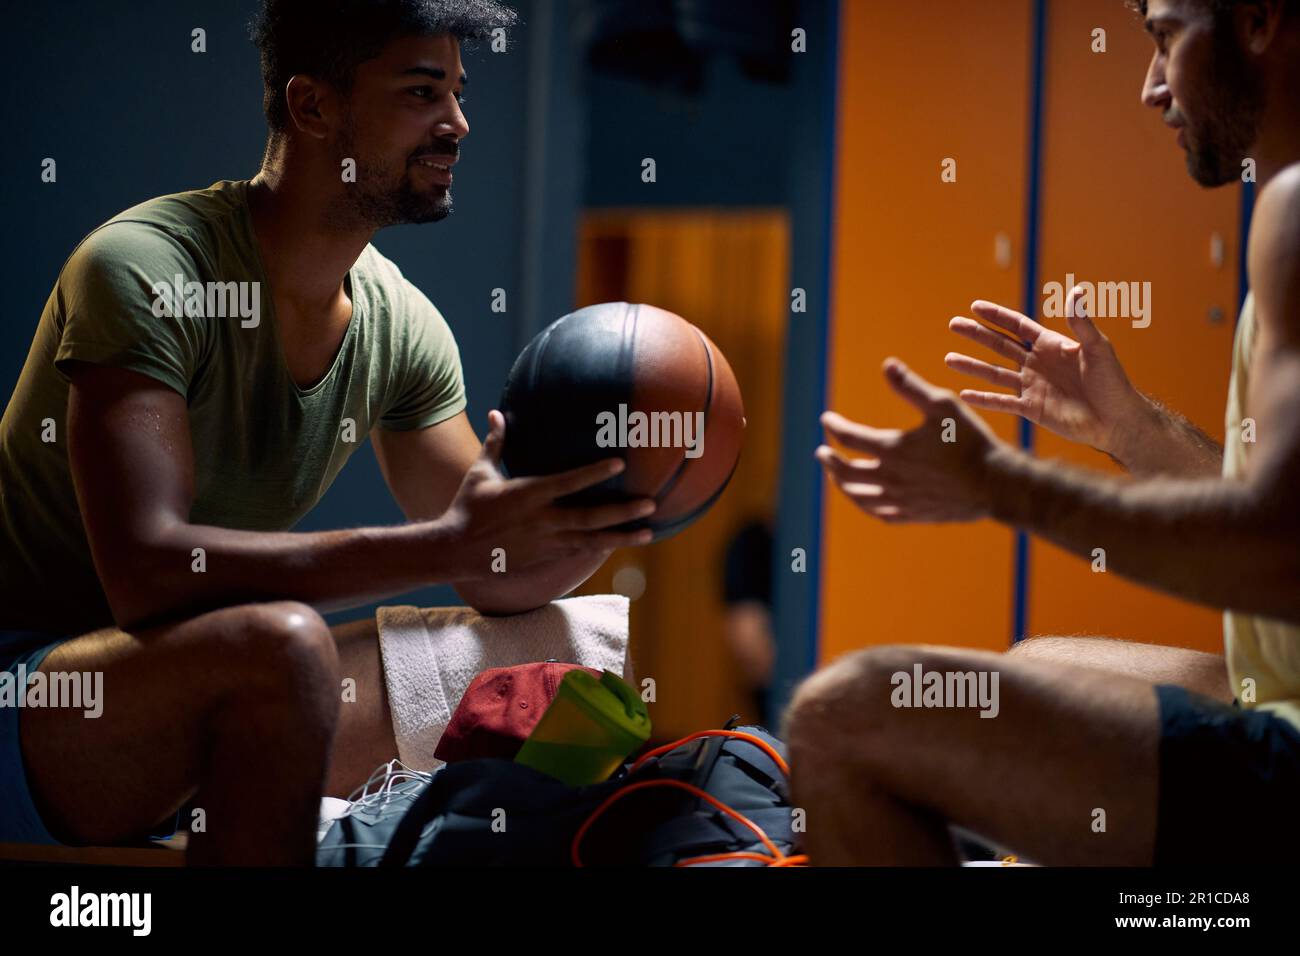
[328,119,454,229]
[1183,24,1266,187]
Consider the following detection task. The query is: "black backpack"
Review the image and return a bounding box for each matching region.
[317,722,800,867]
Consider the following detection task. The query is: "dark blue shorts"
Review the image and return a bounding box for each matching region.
[0,629,71,845]
[1155,684,1300,864]
[1,628,181,846]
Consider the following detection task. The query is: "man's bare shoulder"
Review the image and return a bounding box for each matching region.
[1247,163,1300,341]
[1257,161,1300,215]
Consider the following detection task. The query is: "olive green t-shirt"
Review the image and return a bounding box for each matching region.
[0,180,466,632]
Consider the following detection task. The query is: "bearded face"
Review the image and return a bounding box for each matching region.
[333,111,458,227]
[1175,15,1267,187]
[1146,0,1268,188]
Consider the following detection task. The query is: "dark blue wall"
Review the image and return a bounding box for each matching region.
[770,0,839,714]
[584,56,793,208]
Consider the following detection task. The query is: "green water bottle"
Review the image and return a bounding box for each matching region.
[515,669,651,786]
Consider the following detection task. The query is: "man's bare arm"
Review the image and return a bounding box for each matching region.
[987,168,1300,620]
[988,445,1298,620]
[1104,391,1223,477]
[66,365,650,630]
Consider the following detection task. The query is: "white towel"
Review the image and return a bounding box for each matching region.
[377,594,631,771]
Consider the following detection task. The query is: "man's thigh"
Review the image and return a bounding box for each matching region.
[20,601,321,845]
[789,644,1162,865]
[326,617,399,797]
[1010,635,1231,702]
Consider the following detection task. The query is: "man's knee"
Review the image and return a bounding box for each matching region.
[208,601,339,702]
[1003,634,1118,658]
[1006,635,1095,659]
[245,600,336,664]
[783,645,923,755]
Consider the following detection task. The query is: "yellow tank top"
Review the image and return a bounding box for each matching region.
[1223,292,1300,729]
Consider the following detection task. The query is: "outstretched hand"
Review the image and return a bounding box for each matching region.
[945,287,1143,454]
[816,359,1014,524]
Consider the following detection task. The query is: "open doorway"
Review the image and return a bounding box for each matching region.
[573,209,790,740]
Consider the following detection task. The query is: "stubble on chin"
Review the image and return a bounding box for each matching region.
[1185,35,1266,187]
[325,166,454,229]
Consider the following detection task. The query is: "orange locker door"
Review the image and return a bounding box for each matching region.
[820,0,1033,663]
[1028,0,1240,651]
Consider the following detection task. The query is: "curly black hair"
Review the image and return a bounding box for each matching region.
[250,0,518,132]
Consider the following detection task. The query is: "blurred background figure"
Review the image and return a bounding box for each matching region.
[721,519,776,727]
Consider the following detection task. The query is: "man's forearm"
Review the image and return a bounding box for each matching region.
[1106,392,1223,478]
[455,549,612,616]
[986,447,1300,622]
[108,519,458,629]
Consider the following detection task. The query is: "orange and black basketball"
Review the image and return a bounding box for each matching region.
[499,302,745,541]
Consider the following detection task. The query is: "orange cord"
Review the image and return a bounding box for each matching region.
[630,729,790,777]
[677,852,809,868]
[674,851,777,866]
[571,729,804,868]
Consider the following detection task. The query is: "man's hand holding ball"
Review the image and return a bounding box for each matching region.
[435,409,656,586]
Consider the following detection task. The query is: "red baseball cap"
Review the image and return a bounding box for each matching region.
[434,661,602,764]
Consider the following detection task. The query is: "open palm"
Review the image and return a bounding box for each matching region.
[944,296,1139,452]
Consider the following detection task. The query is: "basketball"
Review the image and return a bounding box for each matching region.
[499,302,746,541]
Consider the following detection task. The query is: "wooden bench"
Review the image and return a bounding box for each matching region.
[0,834,187,866]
